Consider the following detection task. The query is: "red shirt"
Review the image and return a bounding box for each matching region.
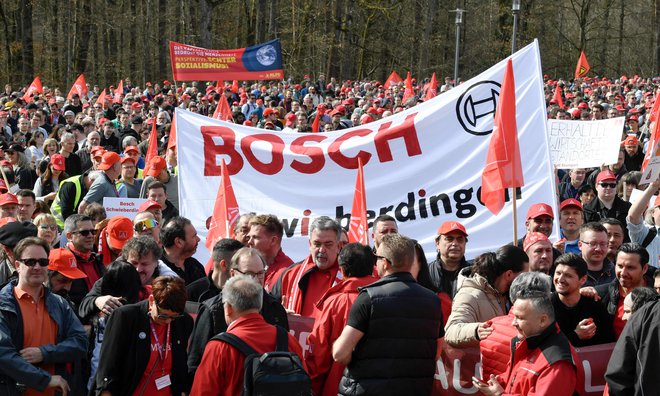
[132,321,172,396]
[280,256,341,315]
[264,249,294,292]
[190,313,306,396]
[613,286,627,338]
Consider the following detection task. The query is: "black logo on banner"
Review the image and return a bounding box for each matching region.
[456,80,501,136]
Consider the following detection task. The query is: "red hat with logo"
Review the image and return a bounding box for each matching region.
[437,221,468,237]
[120,156,136,165]
[91,147,106,159]
[627,115,639,123]
[0,193,18,207]
[97,152,121,170]
[106,216,134,250]
[578,102,589,109]
[285,113,297,126]
[50,154,66,171]
[560,198,583,211]
[523,232,550,251]
[138,199,163,213]
[526,203,554,220]
[596,170,617,184]
[48,248,87,279]
[263,108,276,117]
[622,135,639,146]
[124,145,140,154]
[144,156,167,177]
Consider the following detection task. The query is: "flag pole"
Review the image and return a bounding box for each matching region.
[512,187,518,247]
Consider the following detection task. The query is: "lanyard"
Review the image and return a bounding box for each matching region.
[149,321,170,372]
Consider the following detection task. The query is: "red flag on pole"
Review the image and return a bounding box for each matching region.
[574,51,591,79]
[553,85,565,109]
[481,59,524,215]
[144,119,159,166]
[205,159,240,251]
[167,110,177,151]
[402,72,414,104]
[231,80,239,94]
[212,94,233,121]
[425,73,438,100]
[311,104,326,132]
[113,80,124,104]
[348,158,370,245]
[95,89,107,109]
[22,77,43,103]
[384,71,403,90]
[67,74,88,99]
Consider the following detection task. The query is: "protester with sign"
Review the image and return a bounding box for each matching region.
[333,234,441,395]
[626,178,660,268]
[246,214,293,291]
[428,221,471,298]
[271,216,342,317]
[444,245,528,347]
[306,243,376,396]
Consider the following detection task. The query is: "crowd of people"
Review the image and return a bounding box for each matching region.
[0,73,658,395]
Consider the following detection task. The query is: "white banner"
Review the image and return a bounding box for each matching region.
[177,40,558,262]
[547,117,625,169]
[103,197,146,220]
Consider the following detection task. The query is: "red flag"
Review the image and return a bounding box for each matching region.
[167,110,177,151]
[402,72,414,104]
[67,74,88,99]
[22,77,43,103]
[212,94,233,121]
[113,80,124,104]
[553,85,565,109]
[144,119,159,166]
[574,51,591,79]
[425,73,438,100]
[95,89,107,109]
[205,159,240,251]
[231,80,239,94]
[348,158,370,245]
[384,71,403,90]
[481,59,524,215]
[311,104,326,132]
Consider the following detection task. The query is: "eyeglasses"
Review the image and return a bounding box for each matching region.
[580,240,608,249]
[135,218,158,232]
[17,258,50,267]
[72,229,95,237]
[599,182,617,189]
[39,224,58,230]
[375,255,391,264]
[233,268,266,278]
[154,304,183,321]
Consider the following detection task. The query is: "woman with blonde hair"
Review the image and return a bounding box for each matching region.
[34,212,60,247]
[42,137,59,159]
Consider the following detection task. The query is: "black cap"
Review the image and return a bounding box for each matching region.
[0,221,37,249]
[8,144,24,153]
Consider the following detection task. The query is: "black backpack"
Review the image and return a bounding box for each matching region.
[212,326,311,396]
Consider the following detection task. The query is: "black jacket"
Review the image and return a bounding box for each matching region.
[186,289,288,375]
[94,300,193,395]
[427,255,471,298]
[185,272,220,303]
[339,272,441,396]
[161,253,205,285]
[606,298,660,395]
[583,197,631,242]
[596,268,656,318]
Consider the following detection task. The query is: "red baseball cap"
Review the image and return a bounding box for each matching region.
[596,170,617,184]
[48,248,87,279]
[526,203,554,220]
[97,151,121,171]
[124,145,139,154]
[578,102,589,109]
[622,135,639,146]
[0,193,17,207]
[144,157,167,177]
[91,147,106,159]
[120,156,136,165]
[263,108,276,117]
[106,217,134,250]
[437,221,468,237]
[50,154,66,171]
[138,199,163,212]
[560,198,583,211]
[523,232,550,251]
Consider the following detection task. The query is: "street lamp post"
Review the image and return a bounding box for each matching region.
[451,9,464,86]
[511,0,521,55]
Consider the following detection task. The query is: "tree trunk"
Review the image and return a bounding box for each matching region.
[616,0,624,74]
[256,0,267,43]
[0,2,13,78]
[199,0,212,48]
[268,0,278,38]
[74,0,92,75]
[158,0,167,79]
[20,0,34,81]
[420,0,437,74]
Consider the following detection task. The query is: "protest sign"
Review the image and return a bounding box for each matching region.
[169,39,284,81]
[641,155,660,182]
[103,197,146,220]
[177,40,558,263]
[286,314,611,396]
[547,117,625,169]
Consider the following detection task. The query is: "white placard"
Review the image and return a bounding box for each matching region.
[103,197,146,220]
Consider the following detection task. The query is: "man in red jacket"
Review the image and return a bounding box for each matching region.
[474,288,580,396]
[190,275,305,396]
[305,243,377,396]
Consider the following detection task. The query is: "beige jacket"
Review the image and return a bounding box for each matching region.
[444,270,508,347]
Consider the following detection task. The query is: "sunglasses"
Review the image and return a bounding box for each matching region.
[18,258,50,267]
[39,224,58,231]
[72,229,95,236]
[599,182,617,189]
[135,218,158,232]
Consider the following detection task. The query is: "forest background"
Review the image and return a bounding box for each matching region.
[0,0,658,88]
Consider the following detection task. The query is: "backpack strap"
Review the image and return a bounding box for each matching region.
[275,325,289,352]
[642,227,657,248]
[213,332,257,357]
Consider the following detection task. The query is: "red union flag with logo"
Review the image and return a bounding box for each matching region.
[176,40,557,263]
[67,74,88,99]
[205,159,240,251]
[348,158,369,245]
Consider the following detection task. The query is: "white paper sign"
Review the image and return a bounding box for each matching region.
[547,117,625,169]
[177,40,558,262]
[103,197,146,220]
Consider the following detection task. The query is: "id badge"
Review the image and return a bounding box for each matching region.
[155,374,171,390]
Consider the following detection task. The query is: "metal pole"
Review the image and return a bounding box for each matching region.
[452,9,464,86]
[511,0,521,55]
